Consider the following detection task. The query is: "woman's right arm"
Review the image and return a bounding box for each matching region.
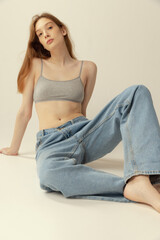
[0,58,36,155]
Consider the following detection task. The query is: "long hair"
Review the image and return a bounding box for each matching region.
[17,12,77,93]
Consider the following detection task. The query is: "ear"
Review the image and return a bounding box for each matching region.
[61,26,67,36]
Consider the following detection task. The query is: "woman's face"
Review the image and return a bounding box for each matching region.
[35,17,66,50]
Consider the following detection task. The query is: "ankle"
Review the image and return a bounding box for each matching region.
[127,174,150,184]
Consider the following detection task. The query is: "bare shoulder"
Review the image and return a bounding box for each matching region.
[32,57,41,70]
[83,60,97,81]
[32,57,40,64]
[83,60,97,76]
[83,60,97,69]
[31,57,41,79]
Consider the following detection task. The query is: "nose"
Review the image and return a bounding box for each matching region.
[43,30,50,39]
[44,33,50,38]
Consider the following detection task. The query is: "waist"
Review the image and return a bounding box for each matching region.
[38,112,85,130]
[36,115,88,139]
[35,101,83,129]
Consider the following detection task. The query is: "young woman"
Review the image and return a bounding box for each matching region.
[1,12,160,213]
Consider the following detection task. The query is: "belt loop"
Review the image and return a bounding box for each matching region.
[42,129,45,136]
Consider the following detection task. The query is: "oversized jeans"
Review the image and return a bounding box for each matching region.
[35,85,160,203]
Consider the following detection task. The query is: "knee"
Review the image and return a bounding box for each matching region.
[39,169,59,192]
[40,183,54,192]
[137,84,150,92]
[39,170,49,188]
[127,84,151,97]
[137,84,151,97]
[122,84,151,103]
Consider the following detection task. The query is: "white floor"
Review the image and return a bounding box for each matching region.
[0,150,160,240]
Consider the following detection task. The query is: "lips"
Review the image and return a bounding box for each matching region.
[47,39,54,44]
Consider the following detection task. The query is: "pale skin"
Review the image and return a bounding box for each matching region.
[0,17,160,213]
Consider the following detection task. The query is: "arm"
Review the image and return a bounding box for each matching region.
[9,110,31,154]
[0,58,36,155]
[81,61,97,117]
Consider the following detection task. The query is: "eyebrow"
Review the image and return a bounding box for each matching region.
[36,22,53,33]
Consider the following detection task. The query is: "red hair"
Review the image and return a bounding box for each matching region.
[17,12,77,93]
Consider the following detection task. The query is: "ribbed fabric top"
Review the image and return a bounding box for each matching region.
[33,59,84,103]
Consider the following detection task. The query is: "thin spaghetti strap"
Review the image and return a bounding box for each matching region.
[79,60,83,77]
[40,58,43,76]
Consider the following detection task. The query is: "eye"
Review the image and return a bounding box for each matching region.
[38,26,53,37]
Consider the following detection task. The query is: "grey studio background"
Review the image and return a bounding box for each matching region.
[0,0,160,240]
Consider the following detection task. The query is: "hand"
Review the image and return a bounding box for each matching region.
[0,147,18,156]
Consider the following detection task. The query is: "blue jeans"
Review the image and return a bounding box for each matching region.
[35,85,160,203]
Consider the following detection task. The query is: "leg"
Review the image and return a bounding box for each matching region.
[35,84,160,211]
[35,122,134,203]
[75,85,160,183]
[73,84,160,212]
[37,155,134,203]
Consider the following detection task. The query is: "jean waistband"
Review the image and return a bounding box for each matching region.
[36,116,88,138]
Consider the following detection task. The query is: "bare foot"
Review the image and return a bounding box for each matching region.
[123,175,160,213]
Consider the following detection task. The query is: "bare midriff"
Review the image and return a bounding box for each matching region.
[35,100,85,130]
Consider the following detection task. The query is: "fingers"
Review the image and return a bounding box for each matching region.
[0,148,18,156]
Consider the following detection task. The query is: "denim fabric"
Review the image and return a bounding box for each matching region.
[35,85,160,203]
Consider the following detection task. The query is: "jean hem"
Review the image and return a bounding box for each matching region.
[124,171,160,184]
[66,194,137,203]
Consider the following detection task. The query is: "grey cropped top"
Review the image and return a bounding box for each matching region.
[33,59,84,103]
